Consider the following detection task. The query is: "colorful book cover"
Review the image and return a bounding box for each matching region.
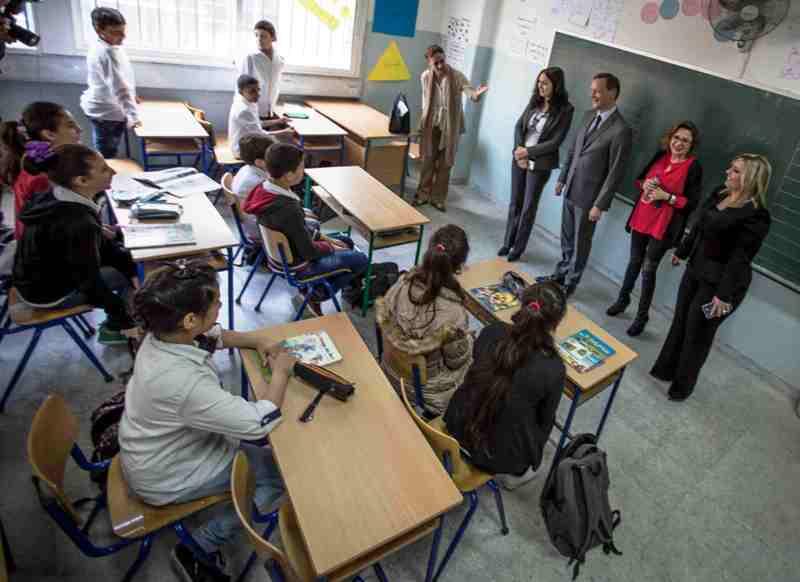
[469,284,521,313]
[557,329,616,373]
[282,331,342,367]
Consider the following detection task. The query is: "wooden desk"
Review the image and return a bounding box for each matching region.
[134,100,209,172]
[457,259,638,464]
[240,313,461,577]
[305,99,410,192]
[278,104,348,165]
[107,168,238,328]
[305,166,430,315]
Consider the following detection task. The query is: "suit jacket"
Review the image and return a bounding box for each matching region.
[675,186,771,303]
[513,102,575,171]
[558,109,633,210]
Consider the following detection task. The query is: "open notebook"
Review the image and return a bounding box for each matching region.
[122,224,196,250]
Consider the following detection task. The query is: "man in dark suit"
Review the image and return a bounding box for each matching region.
[539,72,633,297]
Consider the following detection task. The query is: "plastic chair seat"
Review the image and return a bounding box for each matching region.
[144,138,202,154]
[107,457,229,540]
[294,268,351,285]
[8,288,92,326]
[428,418,493,493]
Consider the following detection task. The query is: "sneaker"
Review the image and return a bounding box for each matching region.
[495,467,538,491]
[97,324,128,346]
[171,544,230,582]
[291,293,322,319]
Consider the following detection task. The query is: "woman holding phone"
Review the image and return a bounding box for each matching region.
[606,121,703,336]
[650,154,772,401]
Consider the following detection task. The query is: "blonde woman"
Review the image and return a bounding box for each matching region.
[651,154,772,401]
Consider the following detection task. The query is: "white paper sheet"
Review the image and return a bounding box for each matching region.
[132,167,221,197]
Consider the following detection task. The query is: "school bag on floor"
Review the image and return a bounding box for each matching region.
[540,433,622,580]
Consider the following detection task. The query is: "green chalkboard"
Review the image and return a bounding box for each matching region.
[550,32,800,291]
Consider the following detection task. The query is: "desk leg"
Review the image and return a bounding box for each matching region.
[400,135,411,198]
[241,359,249,400]
[550,396,580,473]
[595,367,626,441]
[414,224,425,265]
[139,138,149,171]
[136,263,145,283]
[339,135,345,165]
[361,233,375,317]
[201,138,208,175]
[304,175,312,209]
[227,247,234,331]
[363,139,371,172]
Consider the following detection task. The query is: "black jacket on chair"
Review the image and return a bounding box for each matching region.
[625,150,704,248]
[675,186,771,303]
[513,102,575,171]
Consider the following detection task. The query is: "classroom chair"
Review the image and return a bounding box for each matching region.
[0,288,112,413]
[27,394,230,582]
[221,172,260,267]
[230,451,389,582]
[185,103,244,181]
[374,323,436,419]
[236,226,349,321]
[398,380,509,582]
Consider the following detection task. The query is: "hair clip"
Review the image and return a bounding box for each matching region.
[24,140,55,164]
[527,300,542,312]
[173,259,201,280]
[435,243,447,252]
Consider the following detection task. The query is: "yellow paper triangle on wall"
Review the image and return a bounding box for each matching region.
[368,41,411,82]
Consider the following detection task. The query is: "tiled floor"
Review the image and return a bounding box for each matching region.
[1,184,798,582]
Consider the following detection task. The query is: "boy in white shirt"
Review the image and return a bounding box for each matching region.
[238,20,285,124]
[80,7,140,159]
[228,75,292,159]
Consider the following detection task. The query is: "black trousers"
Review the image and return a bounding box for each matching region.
[503,164,551,254]
[651,267,742,398]
[617,230,671,318]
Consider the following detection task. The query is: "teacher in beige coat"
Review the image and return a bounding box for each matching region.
[414,44,488,212]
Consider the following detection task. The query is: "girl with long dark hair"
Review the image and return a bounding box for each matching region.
[0,102,82,239]
[500,67,575,261]
[377,224,472,415]
[444,282,567,490]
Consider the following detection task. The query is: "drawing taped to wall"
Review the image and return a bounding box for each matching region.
[552,0,623,42]
[445,16,471,71]
[640,0,721,24]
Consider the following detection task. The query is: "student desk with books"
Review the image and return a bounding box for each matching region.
[304,166,430,316]
[134,100,209,172]
[304,99,410,194]
[456,258,638,467]
[239,313,462,579]
[106,162,238,329]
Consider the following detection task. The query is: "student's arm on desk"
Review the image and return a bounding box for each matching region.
[219,328,297,408]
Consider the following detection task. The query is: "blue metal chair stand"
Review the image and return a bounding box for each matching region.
[28,395,230,582]
[1,290,113,413]
[236,227,349,321]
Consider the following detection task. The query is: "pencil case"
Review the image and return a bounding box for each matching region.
[294,362,355,402]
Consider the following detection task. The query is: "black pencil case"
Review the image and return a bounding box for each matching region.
[293,362,355,402]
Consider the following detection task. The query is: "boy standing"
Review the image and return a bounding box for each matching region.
[238,20,285,126]
[80,7,140,159]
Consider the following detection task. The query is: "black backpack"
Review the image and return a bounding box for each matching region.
[343,262,400,308]
[389,93,411,135]
[540,433,622,579]
[89,390,127,486]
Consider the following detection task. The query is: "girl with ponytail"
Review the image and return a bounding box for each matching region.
[0,102,82,238]
[444,281,568,490]
[13,143,138,344]
[376,224,472,415]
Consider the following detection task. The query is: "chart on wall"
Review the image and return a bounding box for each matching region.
[445,16,471,72]
[507,0,549,65]
[551,0,624,42]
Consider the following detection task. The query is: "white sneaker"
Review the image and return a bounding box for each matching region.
[495,467,538,491]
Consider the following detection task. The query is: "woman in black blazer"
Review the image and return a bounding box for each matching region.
[651,153,772,401]
[607,121,703,336]
[499,67,574,262]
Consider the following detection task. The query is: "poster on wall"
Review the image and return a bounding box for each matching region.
[507,0,549,65]
[373,0,420,38]
[551,0,623,42]
[368,41,412,81]
[445,16,471,72]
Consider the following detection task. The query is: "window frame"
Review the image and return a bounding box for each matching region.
[68,0,366,78]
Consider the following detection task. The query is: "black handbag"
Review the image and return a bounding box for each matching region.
[389,93,411,135]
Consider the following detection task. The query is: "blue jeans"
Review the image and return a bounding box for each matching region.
[89,118,127,159]
[301,248,369,292]
[172,444,284,556]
